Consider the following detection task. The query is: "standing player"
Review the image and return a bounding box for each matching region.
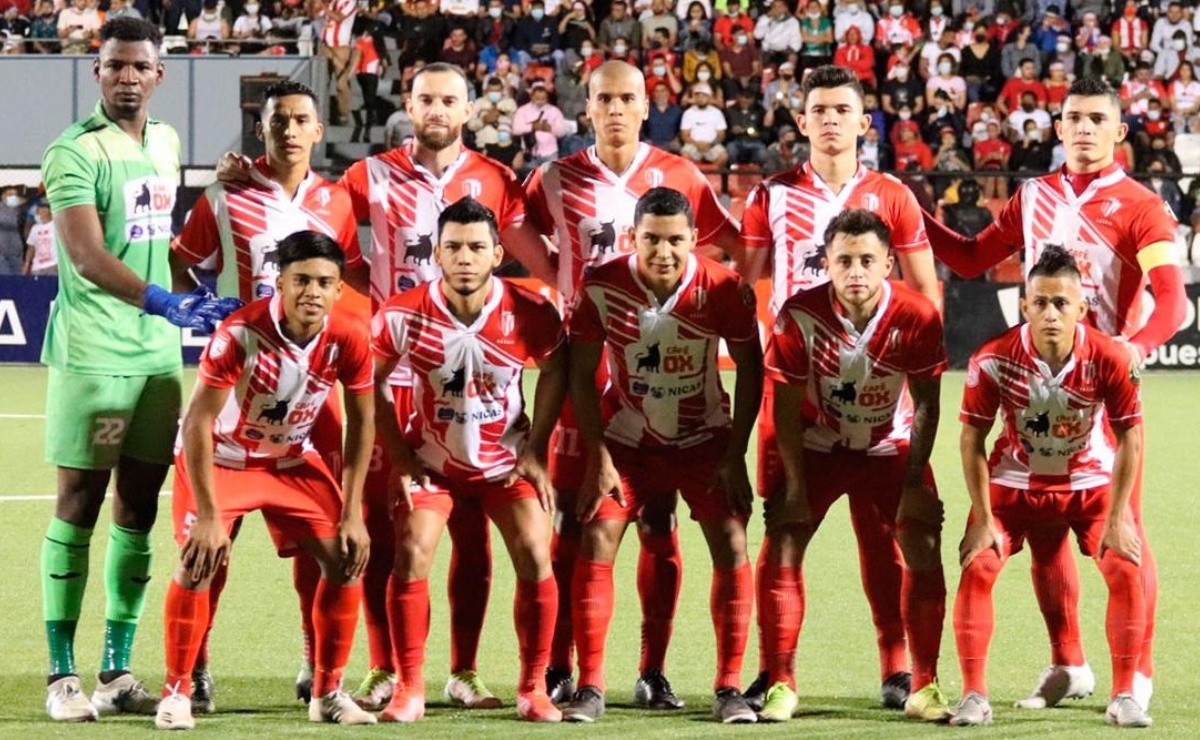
[523,59,743,707]
[739,64,942,712]
[923,77,1185,711]
[172,80,368,711]
[760,210,950,723]
[951,247,1149,728]
[563,188,763,724]
[154,231,376,730]
[39,17,239,723]
[370,198,566,723]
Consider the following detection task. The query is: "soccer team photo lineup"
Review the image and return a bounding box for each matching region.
[5,9,1199,734]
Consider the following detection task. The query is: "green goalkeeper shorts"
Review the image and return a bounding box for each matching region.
[45,367,183,470]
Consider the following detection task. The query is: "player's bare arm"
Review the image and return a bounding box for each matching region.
[338,386,374,579]
[568,338,623,520]
[1101,422,1144,565]
[342,262,371,297]
[958,421,1002,567]
[55,204,152,306]
[896,248,942,310]
[714,339,763,515]
[510,343,568,513]
[502,222,558,287]
[179,381,234,585]
[372,354,426,510]
[169,249,197,292]
[897,375,944,529]
[768,381,812,531]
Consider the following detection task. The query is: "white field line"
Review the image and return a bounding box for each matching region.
[0,413,46,419]
[1,491,171,502]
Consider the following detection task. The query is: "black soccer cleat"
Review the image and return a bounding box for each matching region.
[191,667,215,714]
[295,662,313,704]
[880,671,912,709]
[633,670,685,710]
[563,685,606,723]
[713,687,758,724]
[545,666,576,705]
[742,671,769,712]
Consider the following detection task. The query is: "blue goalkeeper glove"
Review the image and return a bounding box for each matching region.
[143,285,243,333]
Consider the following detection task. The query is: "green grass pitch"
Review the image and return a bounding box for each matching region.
[1,365,1198,737]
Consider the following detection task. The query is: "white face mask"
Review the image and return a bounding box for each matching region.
[245,3,259,13]
[974,130,988,141]
[531,8,544,19]
[1056,41,1069,52]
[581,46,594,57]
[963,21,973,31]
[938,61,952,75]
[3,195,18,208]
[846,3,859,14]
[936,106,948,116]
[489,6,502,16]
[930,6,942,16]
[735,34,747,45]
[807,10,820,18]
[889,5,903,18]
[894,67,909,81]
[1174,39,1187,51]
[614,43,627,54]
[1027,129,1040,141]
[488,90,502,102]
[898,109,912,120]
[697,70,711,80]
[1148,109,1161,120]
[653,65,666,76]
[202,11,217,20]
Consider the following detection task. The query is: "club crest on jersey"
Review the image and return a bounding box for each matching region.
[859,193,880,212]
[1078,359,1096,390]
[323,344,339,367]
[644,168,664,188]
[692,286,707,311]
[1103,199,1121,218]
[500,310,515,337]
[461,179,483,199]
[316,188,331,207]
[207,333,230,360]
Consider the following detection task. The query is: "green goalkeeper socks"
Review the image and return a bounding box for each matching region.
[42,518,93,676]
[101,524,153,673]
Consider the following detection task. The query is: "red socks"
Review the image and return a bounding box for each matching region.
[293,555,321,668]
[636,528,682,675]
[1028,527,1085,666]
[849,498,909,680]
[711,562,752,691]
[361,492,396,673]
[195,560,228,668]
[163,581,211,697]
[1099,550,1146,696]
[515,577,557,693]
[759,560,803,690]
[446,501,492,674]
[903,565,946,691]
[572,559,615,692]
[549,530,580,671]
[953,549,1003,697]
[1135,528,1157,678]
[312,580,362,697]
[388,577,431,696]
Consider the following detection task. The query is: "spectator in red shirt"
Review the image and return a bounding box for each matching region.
[998,59,1048,115]
[834,25,875,88]
[987,10,1018,46]
[1044,61,1070,114]
[971,119,1010,199]
[1120,61,1168,128]
[1111,0,1149,65]
[894,124,934,170]
[719,23,761,98]
[645,54,683,101]
[712,0,753,50]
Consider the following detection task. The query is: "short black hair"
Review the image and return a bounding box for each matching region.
[99,17,162,46]
[633,187,694,228]
[411,61,473,95]
[1028,244,1081,282]
[438,196,500,243]
[1065,76,1121,111]
[263,80,319,111]
[801,65,864,106]
[823,209,891,252]
[277,230,346,274]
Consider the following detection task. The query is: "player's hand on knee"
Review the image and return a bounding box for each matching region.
[1100,515,1142,565]
[578,454,623,523]
[712,453,752,516]
[338,514,371,580]
[958,519,1003,567]
[181,518,231,583]
[896,483,944,528]
[216,151,255,184]
[387,466,417,516]
[509,449,556,514]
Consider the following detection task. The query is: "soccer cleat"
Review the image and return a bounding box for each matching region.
[155,689,195,731]
[1133,672,1153,712]
[632,670,685,710]
[757,682,799,722]
[444,670,503,709]
[517,690,563,722]
[545,666,575,705]
[1015,663,1094,709]
[380,691,425,723]
[880,671,912,709]
[563,686,606,723]
[713,687,758,724]
[91,673,160,715]
[46,676,98,722]
[309,690,378,725]
[742,670,769,712]
[190,668,215,714]
[904,681,953,722]
[949,692,993,727]
[352,667,396,711]
[1106,693,1153,728]
[294,662,313,704]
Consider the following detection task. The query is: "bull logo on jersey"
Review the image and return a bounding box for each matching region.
[405,233,435,265]
[442,366,467,397]
[580,218,619,257]
[258,398,290,424]
[800,245,825,276]
[644,168,664,188]
[635,343,661,373]
[123,176,174,243]
[461,179,483,199]
[1023,410,1050,437]
[133,183,152,213]
[830,380,857,404]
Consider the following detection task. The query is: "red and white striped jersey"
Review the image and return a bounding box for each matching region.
[569,253,759,450]
[961,323,1142,491]
[765,281,946,455]
[371,277,564,483]
[320,0,356,47]
[741,163,930,316]
[193,296,374,469]
[525,143,737,305]
[987,163,1178,339]
[173,160,362,302]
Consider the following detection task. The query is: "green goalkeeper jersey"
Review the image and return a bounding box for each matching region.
[41,100,183,376]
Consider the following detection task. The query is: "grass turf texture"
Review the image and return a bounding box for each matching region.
[1,364,1198,737]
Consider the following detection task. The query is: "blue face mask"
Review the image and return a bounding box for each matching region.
[531,8,544,20]
[498,131,512,142]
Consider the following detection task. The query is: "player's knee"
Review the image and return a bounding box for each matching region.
[897,523,943,572]
[1097,550,1142,590]
[393,537,437,580]
[173,564,215,591]
[962,548,1003,582]
[580,520,623,563]
[763,523,812,566]
[702,518,749,570]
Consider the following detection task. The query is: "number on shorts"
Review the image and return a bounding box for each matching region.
[92,417,127,446]
[369,443,386,473]
[554,427,580,457]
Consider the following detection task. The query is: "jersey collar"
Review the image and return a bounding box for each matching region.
[801,160,867,200]
[1058,161,1124,204]
[91,100,161,147]
[587,142,652,187]
[829,278,892,346]
[1020,322,1083,385]
[430,275,505,332]
[251,156,316,202]
[626,251,697,312]
[405,139,470,189]
[268,293,330,358]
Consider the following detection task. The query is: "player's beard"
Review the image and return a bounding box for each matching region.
[415,121,462,152]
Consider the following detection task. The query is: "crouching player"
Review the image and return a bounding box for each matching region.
[759,209,950,722]
[370,197,567,723]
[951,246,1150,728]
[155,231,376,730]
[564,187,763,724]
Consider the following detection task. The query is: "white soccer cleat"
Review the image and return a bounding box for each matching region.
[46,676,98,722]
[309,690,379,725]
[91,673,160,715]
[444,670,503,709]
[1106,693,1153,728]
[949,692,993,727]
[1133,672,1153,712]
[155,690,195,730]
[1015,663,1093,709]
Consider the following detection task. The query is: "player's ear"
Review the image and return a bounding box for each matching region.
[858,112,871,136]
[492,242,505,268]
[93,58,101,82]
[255,120,265,142]
[1053,117,1063,141]
[1115,119,1129,143]
[1019,294,1030,322]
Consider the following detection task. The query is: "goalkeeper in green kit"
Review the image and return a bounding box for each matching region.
[38,17,240,722]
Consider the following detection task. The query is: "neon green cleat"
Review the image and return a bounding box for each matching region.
[444,670,503,709]
[757,682,799,722]
[352,667,396,711]
[904,681,954,723]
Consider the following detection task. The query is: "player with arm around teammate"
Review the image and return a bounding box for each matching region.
[950,246,1150,729]
[370,197,568,724]
[154,231,376,730]
[758,209,950,723]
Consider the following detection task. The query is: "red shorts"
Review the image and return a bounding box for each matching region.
[403,475,540,520]
[978,484,1112,558]
[598,432,746,524]
[363,384,415,509]
[762,446,937,528]
[756,376,779,498]
[549,396,584,493]
[309,388,344,479]
[172,452,342,557]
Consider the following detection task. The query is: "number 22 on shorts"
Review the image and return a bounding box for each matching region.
[92,417,128,446]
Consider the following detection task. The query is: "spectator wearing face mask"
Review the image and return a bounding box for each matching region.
[512,0,561,67]
[511,80,565,166]
[925,92,963,145]
[475,0,515,60]
[719,23,761,98]
[607,36,637,64]
[1032,4,1069,56]
[925,0,949,43]
[1000,22,1040,79]
[798,0,833,68]
[569,39,604,74]
[598,0,640,56]
[232,0,272,46]
[918,26,960,81]
[998,59,1048,115]
[712,0,752,50]
[1111,0,1148,65]
[0,186,25,276]
[761,60,799,113]
[925,54,966,112]
[23,200,57,277]
[986,10,1017,46]
[1079,35,1127,90]
[1004,91,1051,143]
[1153,30,1199,81]
[881,61,925,118]
[959,22,1001,102]
[889,102,921,147]
[856,124,892,172]
[1120,62,1168,129]
[834,0,874,44]
[724,87,767,166]
[484,122,525,171]
[1139,98,1171,146]
[644,80,684,150]
[1008,118,1052,172]
[1150,1,1191,57]
[679,83,729,167]
[835,24,875,88]
[1075,10,1102,52]
[1169,61,1200,134]
[683,39,720,84]
[680,1,712,51]
[1044,61,1070,114]
[893,125,934,171]
[1048,33,1077,75]
[468,76,518,147]
[641,0,678,51]
[558,0,596,54]
[971,119,1010,198]
[645,54,682,101]
[1146,158,1186,220]
[753,0,800,64]
[876,0,921,51]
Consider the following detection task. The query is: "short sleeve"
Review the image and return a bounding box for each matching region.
[716,275,759,346]
[42,140,98,212]
[197,323,246,390]
[522,163,554,236]
[497,166,528,232]
[906,304,947,381]
[330,188,364,268]
[740,182,772,250]
[886,181,930,253]
[959,352,1000,428]
[370,303,406,364]
[763,306,809,386]
[690,164,738,245]
[1130,195,1180,252]
[336,317,375,394]
[566,283,606,344]
[172,192,220,266]
[1099,343,1143,429]
[339,160,371,223]
[523,295,566,361]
